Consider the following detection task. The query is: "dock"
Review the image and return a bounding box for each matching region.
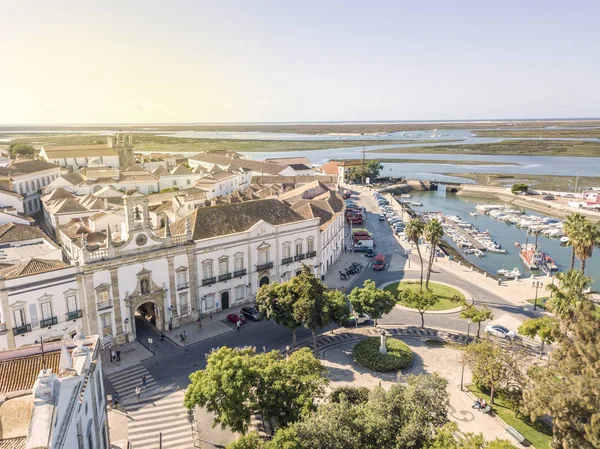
[442,217,488,251]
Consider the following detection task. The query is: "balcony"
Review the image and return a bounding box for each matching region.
[233,269,247,278]
[0,322,6,335]
[256,262,273,271]
[13,324,32,335]
[282,257,293,265]
[66,310,83,320]
[218,273,232,282]
[97,300,113,311]
[202,277,216,286]
[40,316,58,328]
[307,250,317,258]
[177,282,190,291]
[294,253,306,262]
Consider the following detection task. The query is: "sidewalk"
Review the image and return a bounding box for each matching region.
[101,340,153,376]
[162,309,236,346]
[323,244,370,291]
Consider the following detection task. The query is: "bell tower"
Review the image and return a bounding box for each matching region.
[123,192,150,234]
[108,133,135,168]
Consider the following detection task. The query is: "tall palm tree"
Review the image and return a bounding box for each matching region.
[546,269,592,323]
[405,218,425,289]
[423,218,444,289]
[573,221,600,274]
[563,213,586,270]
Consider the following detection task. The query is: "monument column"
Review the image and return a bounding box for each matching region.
[109,268,125,344]
[186,246,199,319]
[84,272,99,336]
[166,256,179,329]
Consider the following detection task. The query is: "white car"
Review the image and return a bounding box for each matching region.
[484,324,516,341]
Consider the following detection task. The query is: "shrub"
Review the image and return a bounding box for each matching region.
[329,386,370,405]
[353,337,412,372]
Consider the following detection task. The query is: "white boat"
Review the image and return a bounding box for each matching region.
[473,249,484,258]
[503,268,522,279]
[469,212,478,216]
[400,194,412,199]
[560,236,570,243]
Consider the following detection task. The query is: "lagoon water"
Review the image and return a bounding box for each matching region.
[410,190,600,290]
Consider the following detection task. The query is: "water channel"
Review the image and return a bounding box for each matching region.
[409,190,600,290]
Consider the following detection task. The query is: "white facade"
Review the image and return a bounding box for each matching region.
[320,212,345,275]
[195,172,249,199]
[3,163,62,214]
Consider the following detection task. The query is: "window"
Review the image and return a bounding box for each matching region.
[295,241,303,256]
[40,301,53,320]
[219,258,229,276]
[177,270,188,285]
[205,294,215,309]
[258,249,269,265]
[307,238,315,253]
[100,313,111,329]
[148,185,154,193]
[234,255,244,272]
[172,180,177,187]
[98,291,110,303]
[283,244,291,259]
[13,308,26,327]
[235,285,245,301]
[187,179,191,185]
[179,292,188,314]
[202,262,213,280]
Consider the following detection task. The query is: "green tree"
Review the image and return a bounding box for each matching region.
[184,346,327,434]
[227,433,265,449]
[573,221,600,274]
[398,288,439,328]
[545,269,592,322]
[347,279,396,326]
[463,340,524,405]
[517,316,559,358]
[292,266,348,353]
[426,422,517,449]
[423,218,444,289]
[256,281,302,347]
[510,183,528,194]
[365,160,383,181]
[8,143,35,159]
[459,304,494,339]
[564,213,587,270]
[522,302,600,449]
[404,218,425,289]
[329,386,370,405]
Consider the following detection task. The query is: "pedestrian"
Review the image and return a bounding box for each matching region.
[135,386,141,402]
[236,320,241,331]
[183,330,187,340]
[197,318,202,328]
[116,350,121,362]
[111,349,116,363]
[180,334,185,344]
[209,312,212,320]
[142,375,147,388]
[160,333,165,343]
[114,392,120,408]
[263,345,266,353]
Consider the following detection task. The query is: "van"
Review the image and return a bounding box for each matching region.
[353,239,374,252]
[372,253,386,270]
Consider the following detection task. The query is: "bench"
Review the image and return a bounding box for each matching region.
[481,405,492,414]
[506,426,526,444]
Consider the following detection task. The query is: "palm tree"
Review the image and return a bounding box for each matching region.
[404,218,425,289]
[563,213,586,270]
[573,221,600,274]
[546,270,592,323]
[423,218,444,289]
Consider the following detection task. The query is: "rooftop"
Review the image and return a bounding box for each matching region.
[0,258,70,279]
[0,159,59,177]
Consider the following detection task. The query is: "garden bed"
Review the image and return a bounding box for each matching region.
[353,337,413,372]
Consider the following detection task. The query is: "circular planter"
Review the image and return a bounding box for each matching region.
[353,337,413,372]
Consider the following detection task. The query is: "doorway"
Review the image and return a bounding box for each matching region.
[221,291,230,310]
[259,276,269,287]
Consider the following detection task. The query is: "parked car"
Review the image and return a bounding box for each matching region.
[372,253,386,271]
[365,248,374,257]
[379,214,386,221]
[240,307,261,321]
[227,313,247,324]
[543,195,555,200]
[484,324,516,340]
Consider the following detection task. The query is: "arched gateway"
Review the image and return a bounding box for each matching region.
[125,268,169,340]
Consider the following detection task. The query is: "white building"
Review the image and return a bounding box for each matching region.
[0,158,62,215]
[266,157,315,175]
[194,171,248,199]
[39,133,135,170]
[156,164,201,191]
[0,222,63,264]
[0,335,108,449]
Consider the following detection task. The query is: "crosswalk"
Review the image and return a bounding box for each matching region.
[127,390,195,449]
[106,365,196,449]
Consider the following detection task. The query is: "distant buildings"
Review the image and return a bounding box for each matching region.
[0,334,108,448]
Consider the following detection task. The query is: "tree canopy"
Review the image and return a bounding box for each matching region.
[8,143,35,159]
[398,288,439,328]
[517,316,559,358]
[459,303,494,338]
[184,346,327,434]
[426,422,517,449]
[348,279,396,325]
[256,281,302,347]
[511,183,528,194]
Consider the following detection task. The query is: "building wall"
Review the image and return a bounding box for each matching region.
[10,167,62,214]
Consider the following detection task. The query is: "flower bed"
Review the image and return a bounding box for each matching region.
[353,337,413,372]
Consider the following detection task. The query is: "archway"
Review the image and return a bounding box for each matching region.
[132,300,164,343]
[259,276,270,287]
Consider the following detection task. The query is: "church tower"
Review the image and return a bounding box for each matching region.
[107,133,135,168]
[123,192,151,235]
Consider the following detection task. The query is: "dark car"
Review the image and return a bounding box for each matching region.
[227,313,247,324]
[240,307,261,321]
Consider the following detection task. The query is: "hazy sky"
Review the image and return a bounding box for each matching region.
[1,0,599,124]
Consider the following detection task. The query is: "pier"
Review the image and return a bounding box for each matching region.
[442,216,488,251]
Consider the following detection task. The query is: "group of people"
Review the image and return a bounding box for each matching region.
[110,349,122,363]
[472,398,488,410]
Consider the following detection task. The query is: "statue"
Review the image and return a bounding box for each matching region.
[134,206,142,221]
[379,330,387,355]
[141,278,149,295]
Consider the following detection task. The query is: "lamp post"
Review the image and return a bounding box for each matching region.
[532,281,543,310]
[460,320,472,391]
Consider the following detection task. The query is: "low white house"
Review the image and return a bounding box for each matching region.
[194,171,247,199]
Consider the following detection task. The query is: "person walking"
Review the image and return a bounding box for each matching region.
[183,330,187,340]
[160,333,165,343]
[142,375,147,388]
[236,320,241,331]
[116,350,121,362]
[111,350,116,363]
[135,386,141,402]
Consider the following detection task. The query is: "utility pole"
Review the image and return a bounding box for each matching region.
[361,146,366,185]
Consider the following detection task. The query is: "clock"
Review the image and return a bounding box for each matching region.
[136,234,148,246]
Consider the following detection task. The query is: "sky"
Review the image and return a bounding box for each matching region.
[1,0,599,124]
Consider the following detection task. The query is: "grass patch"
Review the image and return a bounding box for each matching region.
[384,281,464,311]
[353,337,413,372]
[455,173,600,191]
[467,384,552,448]
[527,298,600,318]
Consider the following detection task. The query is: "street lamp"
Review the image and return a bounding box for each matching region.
[460,320,472,391]
[532,281,544,310]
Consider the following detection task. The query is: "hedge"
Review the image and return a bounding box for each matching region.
[353,337,413,372]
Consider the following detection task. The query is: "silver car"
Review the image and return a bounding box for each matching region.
[484,324,516,341]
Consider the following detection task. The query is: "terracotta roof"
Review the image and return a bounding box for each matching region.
[251,175,337,185]
[0,258,69,279]
[170,164,193,176]
[0,223,52,244]
[42,144,118,159]
[231,159,287,175]
[60,172,86,185]
[42,188,75,202]
[318,161,340,174]
[279,180,329,202]
[266,157,312,166]
[170,199,307,240]
[151,166,170,176]
[0,351,65,394]
[0,437,27,449]
[45,197,89,214]
[0,159,59,177]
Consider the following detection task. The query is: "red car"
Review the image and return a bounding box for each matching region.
[227,313,246,324]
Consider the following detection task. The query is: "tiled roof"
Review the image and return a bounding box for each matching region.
[0,159,59,176]
[251,175,337,185]
[0,223,52,244]
[231,159,286,175]
[0,437,27,449]
[289,163,312,171]
[0,258,69,279]
[170,164,193,176]
[151,166,170,176]
[0,351,64,394]
[318,161,340,174]
[45,197,89,214]
[42,188,75,202]
[266,157,312,166]
[170,199,306,240]
[60,172,86,185]
[42,144,118,159]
